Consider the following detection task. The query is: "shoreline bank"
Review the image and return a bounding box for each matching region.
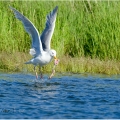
[0,52,120,75]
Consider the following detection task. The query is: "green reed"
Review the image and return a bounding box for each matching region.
[1,1,120,60]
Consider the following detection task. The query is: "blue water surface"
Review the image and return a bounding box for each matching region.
[0,72,120,119]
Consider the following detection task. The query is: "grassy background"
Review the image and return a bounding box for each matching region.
[0,1,120,74]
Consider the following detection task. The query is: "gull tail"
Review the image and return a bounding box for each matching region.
[24,61,31,64]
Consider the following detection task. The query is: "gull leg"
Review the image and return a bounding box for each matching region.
[39,66,43,79]
[34,66,38,79]
[49,65,56,79]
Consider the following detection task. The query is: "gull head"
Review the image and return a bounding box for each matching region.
[50,49,57,59]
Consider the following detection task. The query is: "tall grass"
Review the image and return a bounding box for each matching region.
[1,1,120,59]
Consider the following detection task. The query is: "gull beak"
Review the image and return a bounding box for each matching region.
[54,56,57,60]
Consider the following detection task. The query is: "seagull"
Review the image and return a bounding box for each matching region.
[10,6,58,79]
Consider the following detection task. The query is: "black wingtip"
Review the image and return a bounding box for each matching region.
[53,6,58,13]
[9,6,14,10]
[55,6,58,9]
[9,6,16,13]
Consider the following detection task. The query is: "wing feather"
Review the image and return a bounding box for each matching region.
[10,6,43,56]
[40,6,58,51]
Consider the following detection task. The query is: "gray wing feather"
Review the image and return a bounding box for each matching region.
[40,6,58,51]
[10,6,43,56]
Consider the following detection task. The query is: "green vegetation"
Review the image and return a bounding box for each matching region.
[0,1,120,75]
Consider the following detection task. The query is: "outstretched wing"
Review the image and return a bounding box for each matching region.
[40,6,58,51]
[10,6,43,56]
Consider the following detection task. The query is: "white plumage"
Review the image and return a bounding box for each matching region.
[10,6,58,79]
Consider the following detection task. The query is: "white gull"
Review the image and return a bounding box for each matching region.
[10,6,58,79]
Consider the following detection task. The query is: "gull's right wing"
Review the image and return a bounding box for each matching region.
[10,6,43,56]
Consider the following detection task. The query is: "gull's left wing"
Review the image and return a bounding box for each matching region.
[40,6,58,51]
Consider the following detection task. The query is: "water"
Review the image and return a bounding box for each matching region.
[0,72,120,119]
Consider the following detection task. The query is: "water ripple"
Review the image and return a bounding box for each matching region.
[0,73,120,118]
